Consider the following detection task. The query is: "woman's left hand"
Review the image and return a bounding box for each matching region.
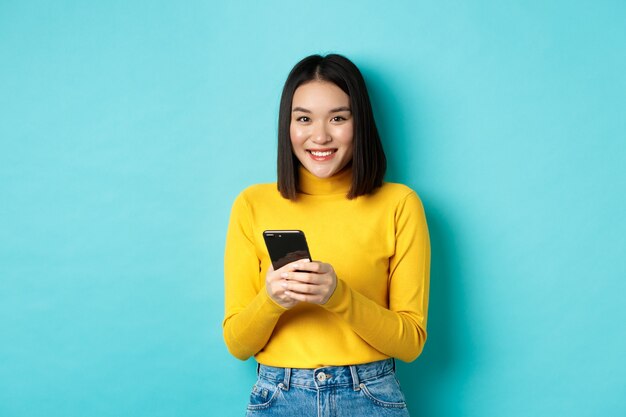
[279,261,337,305]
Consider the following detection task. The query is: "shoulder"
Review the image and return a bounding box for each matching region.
[375,182,423,205]
[370,183,426,221]
[237,183,278,200]
[375,183,427,229]
[230,183,283,210]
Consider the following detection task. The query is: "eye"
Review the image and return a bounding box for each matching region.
[331,116,346,122]
[296,116,310,122]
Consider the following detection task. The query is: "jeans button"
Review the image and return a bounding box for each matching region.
[316,373,327,382]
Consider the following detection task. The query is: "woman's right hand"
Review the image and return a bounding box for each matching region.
[265,259,310,309]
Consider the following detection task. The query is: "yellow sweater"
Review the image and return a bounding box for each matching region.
[223,166,430,368]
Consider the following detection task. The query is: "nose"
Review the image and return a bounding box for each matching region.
[310,122,331,144]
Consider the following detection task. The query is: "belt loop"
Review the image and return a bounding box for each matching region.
[282,367,291,391]
[349,365,360,391]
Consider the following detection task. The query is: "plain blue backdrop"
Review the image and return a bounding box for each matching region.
[1,1,624,416]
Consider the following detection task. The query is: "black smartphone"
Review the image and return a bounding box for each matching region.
[263,230,312,270]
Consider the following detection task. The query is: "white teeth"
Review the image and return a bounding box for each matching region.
[310,150,334,157]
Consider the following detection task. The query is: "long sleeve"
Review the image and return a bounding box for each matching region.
[222,193,286,360]
[322,192,430,362]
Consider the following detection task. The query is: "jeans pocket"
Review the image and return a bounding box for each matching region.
[359,374,407,409]
[247,378,283,411]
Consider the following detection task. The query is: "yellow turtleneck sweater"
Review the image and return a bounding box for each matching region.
[223,166,430,368]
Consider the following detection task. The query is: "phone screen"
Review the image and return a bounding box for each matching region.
[263,230,312,270]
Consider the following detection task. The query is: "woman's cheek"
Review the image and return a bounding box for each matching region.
[331,124,353,143]
[290,127,307,144]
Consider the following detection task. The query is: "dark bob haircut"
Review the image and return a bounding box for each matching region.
[277,54,386,200]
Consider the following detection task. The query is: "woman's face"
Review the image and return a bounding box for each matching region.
[290,81,354,179]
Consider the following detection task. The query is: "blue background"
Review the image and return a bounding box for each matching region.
[1,1,624,416]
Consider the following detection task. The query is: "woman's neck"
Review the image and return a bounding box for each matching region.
[297,164,352,196]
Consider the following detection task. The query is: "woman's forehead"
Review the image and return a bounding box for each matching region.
[292,81,350,111]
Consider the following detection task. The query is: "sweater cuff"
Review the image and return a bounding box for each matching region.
[322,278,349,313]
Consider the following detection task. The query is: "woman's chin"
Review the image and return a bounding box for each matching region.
[307,165,338,179]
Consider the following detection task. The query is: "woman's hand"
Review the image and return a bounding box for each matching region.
[265,261,305,309]
[280,260,337,305]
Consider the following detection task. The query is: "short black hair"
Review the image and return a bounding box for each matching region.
[277,54,386,200]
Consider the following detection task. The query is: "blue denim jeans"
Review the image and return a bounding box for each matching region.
[245,359,411,417]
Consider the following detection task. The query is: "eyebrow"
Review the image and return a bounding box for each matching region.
[292,106,352,113]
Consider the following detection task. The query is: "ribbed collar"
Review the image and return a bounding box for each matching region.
[298,164,353,196]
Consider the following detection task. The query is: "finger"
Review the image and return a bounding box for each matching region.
[284,290,315,303]
[289,261,329,273]
[284,290,326,304]
[268,282,300,306]
[271,259,310,275]
[280,271,324,284]
[281,281,320,295]
[284,258,312,271]
[266,268,286,284]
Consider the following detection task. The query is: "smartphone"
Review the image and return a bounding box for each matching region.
[263,230,312,270]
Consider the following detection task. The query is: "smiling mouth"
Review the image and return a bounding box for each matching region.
[307,149,337,157]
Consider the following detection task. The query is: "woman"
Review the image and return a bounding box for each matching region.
[223,54,430,416]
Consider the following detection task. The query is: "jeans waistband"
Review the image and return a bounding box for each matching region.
[257,359,395,391]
